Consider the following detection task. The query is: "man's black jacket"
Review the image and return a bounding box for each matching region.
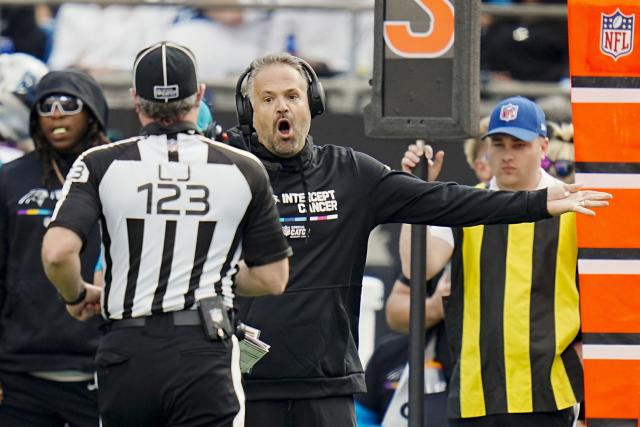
[229,129,550,400]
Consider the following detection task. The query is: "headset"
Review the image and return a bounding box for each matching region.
[235,57,326,135]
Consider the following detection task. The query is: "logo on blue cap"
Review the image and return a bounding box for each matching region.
[499,103,519,122]
[483,96,547,143]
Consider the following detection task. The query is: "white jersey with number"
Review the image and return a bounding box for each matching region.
[50,131,290,320]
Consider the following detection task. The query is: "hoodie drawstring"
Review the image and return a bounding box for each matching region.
[298,156,311,243]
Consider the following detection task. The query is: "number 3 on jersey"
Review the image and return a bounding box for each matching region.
[384,0,454,58]
[137,183,210,216]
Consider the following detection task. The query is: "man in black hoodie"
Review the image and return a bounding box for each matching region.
[0,70,108,426]
[228,53,611,426]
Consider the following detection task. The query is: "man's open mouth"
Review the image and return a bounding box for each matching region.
[277,119,291,137]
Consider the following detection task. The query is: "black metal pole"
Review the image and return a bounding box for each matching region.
[409,141,428,427]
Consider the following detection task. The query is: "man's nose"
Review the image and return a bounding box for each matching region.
[502,149,515,160]
[275,97,289,113]
[51,103,65,119]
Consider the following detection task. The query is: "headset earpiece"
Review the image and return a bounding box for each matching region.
[298,59,326,119]
[235,66,254,132]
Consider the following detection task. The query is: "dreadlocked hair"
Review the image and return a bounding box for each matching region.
[34,120,110,190]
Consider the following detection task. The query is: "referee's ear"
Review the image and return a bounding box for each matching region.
[129,88,140,114]
[196,83,206,104]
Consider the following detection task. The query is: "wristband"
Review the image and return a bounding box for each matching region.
[60,287,87,305]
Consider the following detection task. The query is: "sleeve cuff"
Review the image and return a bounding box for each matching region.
[47,221,88,250]
[245,246,293,267]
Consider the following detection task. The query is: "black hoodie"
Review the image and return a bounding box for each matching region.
[228,128,551,400]
[0,70,105,374]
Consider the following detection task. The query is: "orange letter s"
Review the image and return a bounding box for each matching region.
[384,0,455,58]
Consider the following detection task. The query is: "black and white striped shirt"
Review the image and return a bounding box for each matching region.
[50,127,290,320]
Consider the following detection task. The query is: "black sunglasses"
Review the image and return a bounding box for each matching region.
[37,95,84,117]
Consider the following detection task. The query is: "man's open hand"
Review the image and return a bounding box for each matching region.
[547,184,612,216]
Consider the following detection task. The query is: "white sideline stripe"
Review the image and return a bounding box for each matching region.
[578,259,640,275]
[571,87,640,103]
[584,344,640,360]
[575,173,640,189]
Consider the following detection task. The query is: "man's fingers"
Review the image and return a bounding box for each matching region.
[428,151,445,182]
[563,183,584,193]
[583,190,613,200]
[407,143,423,156]
[404,151,421,165]
[432,150,445,172]
[585,200,610,208]
[424,144,433,160]
[573,206,596,216]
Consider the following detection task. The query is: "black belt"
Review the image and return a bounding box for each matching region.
[109,310,201,329]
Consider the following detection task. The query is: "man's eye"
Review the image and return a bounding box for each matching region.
[289,94,299,100]
[264,97,272,103]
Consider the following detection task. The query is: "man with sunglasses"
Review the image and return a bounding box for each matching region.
[0,69,109,427]
[401,96,583,427]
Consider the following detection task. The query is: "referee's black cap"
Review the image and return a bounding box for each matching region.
[133,41,198,103]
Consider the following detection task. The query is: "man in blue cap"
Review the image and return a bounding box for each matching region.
[400,96,583,426]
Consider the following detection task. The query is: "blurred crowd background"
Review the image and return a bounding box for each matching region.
[0,0,571,121]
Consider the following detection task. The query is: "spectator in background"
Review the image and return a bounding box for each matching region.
[167,6,271,81]
[463,116,492,184]
[482,0,569,82]
[544,122,574,184]
[0,69,109,427]
[264,0,374,77]
[0,53,48,161]
[47,4,178,75]
[0,7,49,60]
[355,269,451,427]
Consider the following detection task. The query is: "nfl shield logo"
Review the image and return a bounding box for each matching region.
[499,104,518,122]
[600,9,635,61]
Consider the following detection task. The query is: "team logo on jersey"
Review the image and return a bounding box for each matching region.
[499,103,518,122]
[601,9,634,61]
[68,160,89,183]
[18,188,51,207]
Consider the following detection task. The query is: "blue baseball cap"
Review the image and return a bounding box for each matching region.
[483,96,547,143]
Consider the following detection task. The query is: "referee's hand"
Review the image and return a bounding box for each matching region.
[66,283,102,321]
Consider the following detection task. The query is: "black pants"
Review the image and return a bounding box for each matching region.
[96,315,242,427]
[245,396,355,427]
[449,407,575,427]
[0,369,98,427]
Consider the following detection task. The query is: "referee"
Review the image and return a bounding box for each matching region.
[41,41,291,427]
